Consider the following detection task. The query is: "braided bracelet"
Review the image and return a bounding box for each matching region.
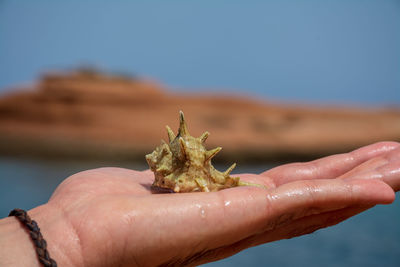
[9,208,57,267]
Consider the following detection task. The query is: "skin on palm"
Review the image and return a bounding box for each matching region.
[5,141,400,267]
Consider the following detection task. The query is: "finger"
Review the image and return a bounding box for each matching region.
[249,206,370,245]
[374,158,400,191]
[262,141,400,186]
[115,178,394,265]
[261,178,394,231]
[339,147,400,191]
[339,146,400,178]
[192,206,370,265]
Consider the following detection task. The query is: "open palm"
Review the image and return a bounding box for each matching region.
[34,142,400,267]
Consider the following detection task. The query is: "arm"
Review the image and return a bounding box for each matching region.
[0,215,40,266]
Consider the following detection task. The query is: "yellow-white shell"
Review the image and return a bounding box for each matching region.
[146,111,240,192]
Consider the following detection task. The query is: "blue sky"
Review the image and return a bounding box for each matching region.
[0,0,399,105]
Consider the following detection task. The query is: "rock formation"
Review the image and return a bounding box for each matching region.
[1,69,399,163]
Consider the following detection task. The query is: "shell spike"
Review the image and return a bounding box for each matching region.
[224,163,236,176]
[178,110,189,137]
[178,137,187,159]
[205,147,222,162]
[166,126,176,142]
[199,131,209,143]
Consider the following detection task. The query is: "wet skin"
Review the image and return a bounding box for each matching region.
[2,142,400,267]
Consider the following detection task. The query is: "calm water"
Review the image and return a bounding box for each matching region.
[1,156,399,266]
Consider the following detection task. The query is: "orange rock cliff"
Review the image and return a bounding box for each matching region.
[1,69,399,163]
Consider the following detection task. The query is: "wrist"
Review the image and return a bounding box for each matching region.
[0,204,82,267]
[0,214,40,266]
[29,204,83,266]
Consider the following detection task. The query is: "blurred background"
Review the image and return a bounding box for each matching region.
[0,1,399,266]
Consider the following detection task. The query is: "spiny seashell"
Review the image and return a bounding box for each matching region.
[146,111,244,192]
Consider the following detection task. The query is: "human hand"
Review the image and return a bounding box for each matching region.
[8,142,400,267]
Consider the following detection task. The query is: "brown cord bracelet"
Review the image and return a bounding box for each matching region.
[9,208,57,267]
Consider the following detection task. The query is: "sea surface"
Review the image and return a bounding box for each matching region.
[1,156,399,267]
